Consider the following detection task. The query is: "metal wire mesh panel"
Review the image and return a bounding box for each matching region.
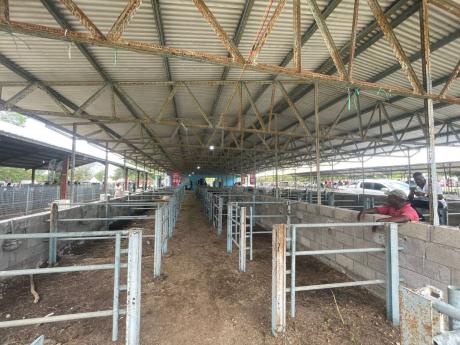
[0,185,104,219]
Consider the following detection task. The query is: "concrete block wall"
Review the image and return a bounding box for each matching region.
[0,195,145,271]
[254,195,460,297]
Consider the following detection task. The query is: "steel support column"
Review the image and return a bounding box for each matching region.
[315,82,321,205]
[70,123,77,203]
[104,143,109,195]
[420,0,439,225]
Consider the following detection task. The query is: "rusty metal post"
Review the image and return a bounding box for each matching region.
[348,0,360,80]
[293,0,301,73]
[272,223,286,336]
[420,0,439,225]
[0,0,9,23]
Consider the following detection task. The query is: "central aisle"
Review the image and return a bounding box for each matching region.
[140,191,399,345]
[141,191,274,345]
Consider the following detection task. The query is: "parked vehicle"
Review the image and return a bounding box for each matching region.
[336,179,410,196]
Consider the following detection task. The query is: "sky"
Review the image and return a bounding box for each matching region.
[258,145,460,177]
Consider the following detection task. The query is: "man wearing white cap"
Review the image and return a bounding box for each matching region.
[357,189,419,223]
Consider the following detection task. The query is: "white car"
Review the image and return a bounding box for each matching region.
[337,179,410,196]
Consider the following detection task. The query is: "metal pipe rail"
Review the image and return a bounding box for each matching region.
[46,186,185,279]
[226,200,292,271]
[0,230,143,345]
[271,222,400,336]
[153,186,185,277]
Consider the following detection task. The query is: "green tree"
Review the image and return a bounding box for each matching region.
[94,170,105,183]
[0,112,27,127]
[73,164,94,182]
[112,167,124,181]
[0,167,32,183]
[112,167,137,181]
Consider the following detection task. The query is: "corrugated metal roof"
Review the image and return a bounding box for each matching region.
[0,0,458,173]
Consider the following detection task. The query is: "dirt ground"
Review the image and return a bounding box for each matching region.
[0,192,400,345]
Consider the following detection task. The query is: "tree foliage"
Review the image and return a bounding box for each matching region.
[0,112,27,127]
[112,167,138,181]
[0,167,47,183]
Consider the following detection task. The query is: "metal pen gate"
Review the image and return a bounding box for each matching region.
[0,230,143,344]
[272,222,401,335]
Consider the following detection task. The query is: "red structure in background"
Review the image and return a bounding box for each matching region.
[250,173,256,185]
[171,172,181,187]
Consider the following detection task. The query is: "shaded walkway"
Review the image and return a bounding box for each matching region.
[140,192,399,345]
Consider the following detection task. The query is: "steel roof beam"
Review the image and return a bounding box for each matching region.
[0,0,8,22]
[236,0,342,119]
[366,0,423,93]
[192,0,244,62]
[209,0,254,118]
[440,59,460,97]
[151,0,181,147]
[0,53,156,167]
[107,0,142,41]
[306,0,346,78]
[249,0,286,62]
[234,0,414,145]
[275,28,460,142]
[40,0,175,170]
[429,0,460,18]
[2,19,456,104]
[59,0,105,39]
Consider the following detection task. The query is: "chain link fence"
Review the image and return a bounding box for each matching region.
[0,184,114,219]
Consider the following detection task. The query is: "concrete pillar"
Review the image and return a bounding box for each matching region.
[136,171,140,189]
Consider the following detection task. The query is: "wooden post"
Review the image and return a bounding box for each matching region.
[48,202,58,266]
[272,223,286,336]
[59,156,69,199]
